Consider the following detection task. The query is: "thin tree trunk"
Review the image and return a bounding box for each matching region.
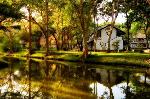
[45,0,49,56]
[80,0,88,58]
[52,34,59,50]
[125,12,131,51]
[28,6,32,55]
[107,25,113,52]
[107,0,119,52]
[83,31,89,58]
[61,10,64,50]
[144,21,149,49]
[94,15,97,52]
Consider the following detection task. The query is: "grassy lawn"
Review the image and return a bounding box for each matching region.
[1,50,150,67]
[32,51,150,67]
[86,52,150,67]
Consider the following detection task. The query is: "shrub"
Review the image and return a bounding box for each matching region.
[2,39,22,52]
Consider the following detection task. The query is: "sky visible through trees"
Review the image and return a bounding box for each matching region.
[0,0,150,57]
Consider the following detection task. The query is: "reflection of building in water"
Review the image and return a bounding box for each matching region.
[89,68,128,99]
[89,67,150,99]
[90,68,124,86]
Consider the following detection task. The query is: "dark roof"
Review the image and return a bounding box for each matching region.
[97,24,126,36]
[88,24,126,43]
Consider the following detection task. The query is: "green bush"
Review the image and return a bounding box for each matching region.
[2,39,22,52]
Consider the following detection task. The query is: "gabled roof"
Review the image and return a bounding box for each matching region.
[88,24,126,43]
[97,24,126,36]
[133,33,146,38]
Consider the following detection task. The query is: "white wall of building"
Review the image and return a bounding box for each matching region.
[95,28,124,50]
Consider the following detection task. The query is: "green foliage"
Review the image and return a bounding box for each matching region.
[1,39,22,52]
[112,40,120,51]
[0,3,22,20]
[0,0,150,53]
[130,22,141,34]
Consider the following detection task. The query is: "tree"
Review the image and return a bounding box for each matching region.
[20,0,54,55]
[138,1,150,48]
[92,0,103,52]
[27,5,32,55]
[107,0,120,52]
[131,0,150,48]
[121,0,136,51]
[0,2,22,53]
[69,0,98,58]
[41,0,49,56]
[120,0,150,50]
[51,0,67,50]
[99,0,120,52]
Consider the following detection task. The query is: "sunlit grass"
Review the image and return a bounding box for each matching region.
[12,50,28,57]
[1,50,150,67]
[86,53,150,67]
[31,53,44,57]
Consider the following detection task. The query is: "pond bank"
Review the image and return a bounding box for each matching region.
[2,51,150,67]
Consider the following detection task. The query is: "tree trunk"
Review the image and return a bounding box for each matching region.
[144,21,149,49]
[144,29,149,49]
[61,10,64,50]
[83,30,89,58]
[45,0,49,56]
[28,6,32,55]
[93,15,97,52]
[80,0,89,58]
[107,26,113,52]
[126,12,131,51]
[52,34,59,50]
[107,0,119,52]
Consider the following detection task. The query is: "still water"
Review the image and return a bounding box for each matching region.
[0,57,150,99]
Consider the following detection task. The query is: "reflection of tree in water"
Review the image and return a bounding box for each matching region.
[0,57,48,98]
[89,68,150,99]
[37,59,95,99]
[0,57,95,98]
[127,70,150,99]
[0,57,27,98]
[2,58,150,99]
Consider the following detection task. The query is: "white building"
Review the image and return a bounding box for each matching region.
[88,25,125,51]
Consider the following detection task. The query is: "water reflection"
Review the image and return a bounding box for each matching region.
[0,57,150,99]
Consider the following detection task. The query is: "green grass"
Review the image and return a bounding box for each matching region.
[85,52,150,67]
[47,51,150,67]
[1,51,150,67]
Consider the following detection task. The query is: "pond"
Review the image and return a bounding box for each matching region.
[0,57,150,99]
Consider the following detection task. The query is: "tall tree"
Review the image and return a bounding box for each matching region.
[93,0,103,52]
[21,0,53,55]
[131,0,150,48]
[0,2,22,53]
[69,0,98,58]
[27,5,32,55]
[45,0,49,56]
[104,0,120,52]
[121,0,135,51]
